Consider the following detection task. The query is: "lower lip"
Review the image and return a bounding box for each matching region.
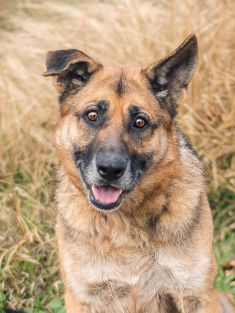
[90,185,123,210]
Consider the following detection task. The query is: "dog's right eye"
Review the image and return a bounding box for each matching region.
[134,118,146,129]
[87,111,98,122]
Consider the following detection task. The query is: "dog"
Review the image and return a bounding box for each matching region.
[43,35,225,312]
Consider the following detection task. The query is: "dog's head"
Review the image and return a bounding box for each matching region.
[44,35,198,211]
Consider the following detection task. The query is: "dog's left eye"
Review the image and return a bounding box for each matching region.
[87,111,98,121]
[134,117,146,128]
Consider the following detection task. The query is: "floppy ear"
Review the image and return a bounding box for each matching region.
[43,49,102,96]
[145,34,198,118]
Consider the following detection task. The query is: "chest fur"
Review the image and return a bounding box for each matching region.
[58,215,209,305]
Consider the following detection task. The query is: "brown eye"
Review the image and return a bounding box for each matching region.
[87,111,98,121]
[134,118,146,128]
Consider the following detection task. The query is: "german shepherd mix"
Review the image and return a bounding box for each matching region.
[43,35,229,312]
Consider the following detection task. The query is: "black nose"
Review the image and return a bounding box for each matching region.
[96,152,127,181]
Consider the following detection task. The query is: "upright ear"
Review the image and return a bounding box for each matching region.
[145,35,198,118]
[43,49,102,96]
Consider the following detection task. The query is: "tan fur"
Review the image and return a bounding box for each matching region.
[44,38,227,312]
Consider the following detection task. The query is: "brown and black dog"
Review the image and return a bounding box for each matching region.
[43,35,230,312]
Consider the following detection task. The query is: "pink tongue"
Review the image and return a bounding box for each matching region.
[92,186,122,205]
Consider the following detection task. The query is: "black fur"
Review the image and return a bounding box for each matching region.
[58,62,93,103]
[73,138,153,196]
[147,214,159,231]
[180,131,200,158]
[44,49,101,105]
[156,94,177,119]
[45,49,86,75]
[130,152,153,179]
[128,105,141,116]
[147,35,198,118]
[73,145,82,167]
[74,138,153,178]
[147,203,168,231]
[176,128,201,160]
[175,192,202,246]
[156,293,179,312]
[115,74,126,96]
[81,100,109,129]
[152,192,202,247]
[128,105,152,139]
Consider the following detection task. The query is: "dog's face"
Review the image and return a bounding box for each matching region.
[44,35,198,211]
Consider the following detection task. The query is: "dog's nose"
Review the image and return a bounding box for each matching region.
[96,153,127,181]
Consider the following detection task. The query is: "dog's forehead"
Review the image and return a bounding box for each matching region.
[96,65,146,92]
[76,65,159,113]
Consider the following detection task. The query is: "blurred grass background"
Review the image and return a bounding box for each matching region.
[0,0,234,312]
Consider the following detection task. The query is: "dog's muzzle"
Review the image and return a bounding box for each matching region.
[89,151,128,210]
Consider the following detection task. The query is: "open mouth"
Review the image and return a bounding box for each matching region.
[90,185,123,210]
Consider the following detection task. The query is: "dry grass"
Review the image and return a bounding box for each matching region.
[0,0,234,311]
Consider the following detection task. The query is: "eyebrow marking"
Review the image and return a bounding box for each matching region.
[129,105,141,116]
[73,100,109,119]
[96,100,109,112]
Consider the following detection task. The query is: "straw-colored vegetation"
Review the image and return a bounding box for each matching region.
[0,0,234,312]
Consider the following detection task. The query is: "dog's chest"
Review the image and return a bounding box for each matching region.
[61,218,209,305]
